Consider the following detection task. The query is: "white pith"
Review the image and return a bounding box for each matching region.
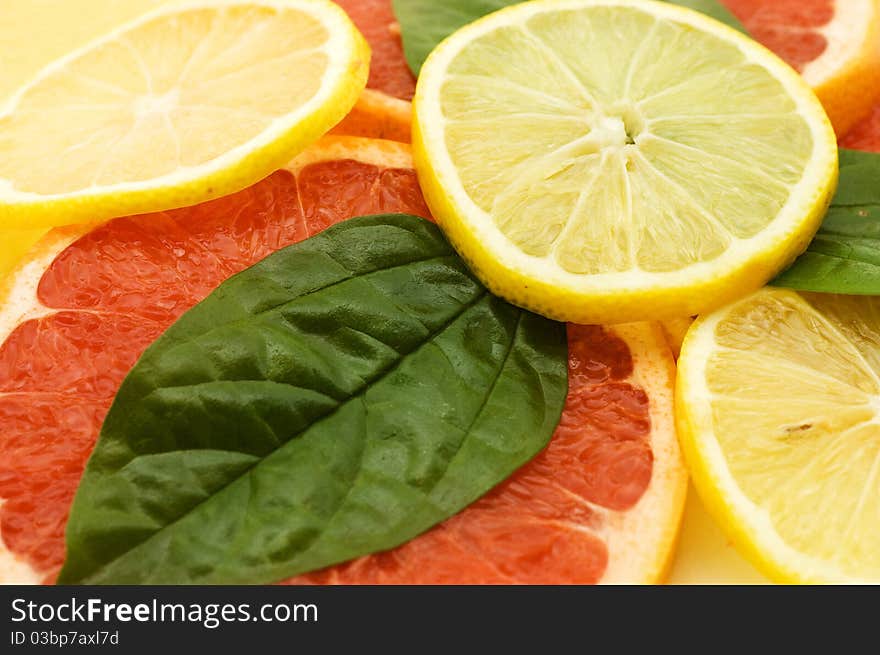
[802,0,876,86]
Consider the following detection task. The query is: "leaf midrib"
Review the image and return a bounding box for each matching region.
[81,287,492,583]
[271,311,527,579]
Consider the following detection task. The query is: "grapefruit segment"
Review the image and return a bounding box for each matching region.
[0,136,685,584]
[334,0,415,100]
[841,102,880,152]
[0,395,110,580]
[0,312,163,398]
[38,217,237,323]
[331,88,412,142]
[722,0,834,73]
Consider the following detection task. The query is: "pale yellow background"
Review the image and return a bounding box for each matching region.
[0,0,770,584]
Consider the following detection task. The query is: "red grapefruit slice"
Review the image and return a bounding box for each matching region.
[0,136,427,583]
[721,0,880,135]
[0,136,685,585]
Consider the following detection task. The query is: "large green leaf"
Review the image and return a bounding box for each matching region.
[58,215,567,584]
[774,150,880,294]
[393,0,744,76]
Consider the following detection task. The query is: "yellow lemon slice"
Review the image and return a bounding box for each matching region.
[413,0,838,324]
[0,0,369,229]
[677,288,880,583]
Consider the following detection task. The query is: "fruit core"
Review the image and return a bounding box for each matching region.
[588,104,646,152]
[133,89,180,117]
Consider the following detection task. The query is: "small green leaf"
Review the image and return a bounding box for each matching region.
[664,0,744,30]
[774,150,880,295]
[58,215,568,584]
[393,0,511,76]
[393,0,745,76]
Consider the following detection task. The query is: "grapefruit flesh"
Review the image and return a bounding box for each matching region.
[335,0,415,100]
[0,137,683,584]
[721,0,833,73]
[330,88,412,142]
[841,104,880,152]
